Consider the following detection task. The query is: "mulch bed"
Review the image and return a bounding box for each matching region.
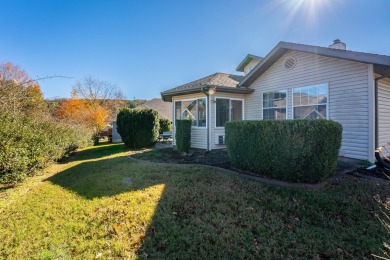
[348,165,390,181]
[132,148,232,169]
[130,148,333,189]
[132,147,390,183]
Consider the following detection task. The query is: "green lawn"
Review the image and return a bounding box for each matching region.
[0,143,389,259]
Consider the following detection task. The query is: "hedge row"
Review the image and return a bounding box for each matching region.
[175,120,192,153]
[225,120,342,183]
[0,114,92,184]
[116,108,159,148]
[159,118,172,134]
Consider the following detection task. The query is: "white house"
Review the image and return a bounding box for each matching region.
[111,121,122,143]
[161,40,390,162]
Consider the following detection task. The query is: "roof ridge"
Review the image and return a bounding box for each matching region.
[174,73,216,88]
[166,72,243,91]
[161,72,244,94]
[279,41,390,58]
[215,72,242,76]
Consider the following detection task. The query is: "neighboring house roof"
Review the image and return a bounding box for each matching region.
[236,54,263,72]
[240,41,390,87]
[137,98,173,121]
[161,72,253,102]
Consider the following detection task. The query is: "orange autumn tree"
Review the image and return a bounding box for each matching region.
[55,76,125,137]
[85,103,110,136]
[54,98,85,125]
[55,98,109,137]
[71,76,126,121]
[0,62,47,116]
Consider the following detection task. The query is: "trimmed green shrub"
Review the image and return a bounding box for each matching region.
[175,120,192,153]
[0,114,92,184]
[116,108,159,148]
[159,118,172,134]
[225,120,342,183]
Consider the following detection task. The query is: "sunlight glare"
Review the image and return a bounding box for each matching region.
[295,0,330,20]
[278,0,332,30]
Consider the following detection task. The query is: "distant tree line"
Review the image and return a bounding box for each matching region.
[46,98,147,121]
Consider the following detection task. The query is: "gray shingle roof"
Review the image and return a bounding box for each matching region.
[137,98,172,121]
[162,73,244,94]
[161,73,252,101]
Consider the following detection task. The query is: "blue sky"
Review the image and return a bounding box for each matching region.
[1,0,389,100]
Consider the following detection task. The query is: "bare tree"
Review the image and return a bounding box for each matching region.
[71,76,126,121]
[72,76,124,102]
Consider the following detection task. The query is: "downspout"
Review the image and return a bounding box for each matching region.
[202,87,210,151]
[374,74,390,149]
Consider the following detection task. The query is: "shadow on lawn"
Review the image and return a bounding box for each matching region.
[48,157,136,199]
[48,149,222,256]
[46,148,271,257]
[49,143,169,200]
[46,146,388,259]
[59,142,132,164]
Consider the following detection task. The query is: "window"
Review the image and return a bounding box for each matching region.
[216,99,229,127]
[263,90,287,120]
[231,100,243,121]
[175,101,181,123]
[174,98,206,127]
[181,100,197,126]
[197,98,206,126]
[293,84,328,119]
[216,98,243,127]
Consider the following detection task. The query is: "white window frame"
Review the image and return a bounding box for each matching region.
[214,97,245,129]
[262,90,288,120]
[173,97,207,128]
[292,83,329,120]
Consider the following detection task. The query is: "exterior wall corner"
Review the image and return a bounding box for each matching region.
[367,64,375,162]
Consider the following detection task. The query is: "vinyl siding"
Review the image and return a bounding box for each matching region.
[172,93,208,149]
[378,78,390,146]
[245,50,370,160]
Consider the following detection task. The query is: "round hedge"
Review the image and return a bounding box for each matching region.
[116,108,159,148]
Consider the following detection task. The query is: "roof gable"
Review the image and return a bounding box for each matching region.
[240,41,390,87]
[236,54,263,72]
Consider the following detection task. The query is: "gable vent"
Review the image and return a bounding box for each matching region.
[284,57,297,70]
